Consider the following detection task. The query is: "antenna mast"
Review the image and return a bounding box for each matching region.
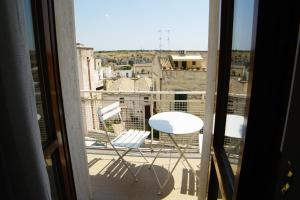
[158,29,162,56]
[166,29,170,51]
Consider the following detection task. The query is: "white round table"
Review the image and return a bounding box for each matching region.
[225,114,245,138]
[148,111,204,194]
[149,111,204,134]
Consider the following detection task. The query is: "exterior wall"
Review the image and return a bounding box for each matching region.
[95,58,101,70]
[158,70,207,148]
[229,78,248,94]
[76,46,96,95]
[94,59,104,88]
[54,1,91,199]
[228,78,248,116]
[135,66,152,74]
[103,66,114,78]
[76,46,98,150]
[134,63,153,77]
[231,64,245,77]
[116,69,133,78]
[175,60,203,69]
[151,56,162,96]
[187,60,202,69]
[161,70,207,91]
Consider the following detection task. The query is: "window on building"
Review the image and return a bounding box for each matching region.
[192,61,196,65]
[182,61,187,70]
[119,97,124,103]
[174,61,178,68]
[174,94,187,111]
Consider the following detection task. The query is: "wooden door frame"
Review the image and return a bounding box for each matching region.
[30,0,77,199]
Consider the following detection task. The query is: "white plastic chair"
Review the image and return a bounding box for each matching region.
[97,102,150,181]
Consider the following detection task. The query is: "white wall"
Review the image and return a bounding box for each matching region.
[116,69,133,78]
[77,47,96,92]
[103,66,114,78]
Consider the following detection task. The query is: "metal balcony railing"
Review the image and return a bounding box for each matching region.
[80,90,246,154]
[80,90,206,151]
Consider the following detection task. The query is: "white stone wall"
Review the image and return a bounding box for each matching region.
[103,66,114,78]
[116,69,133,78]
[76,46,96,94]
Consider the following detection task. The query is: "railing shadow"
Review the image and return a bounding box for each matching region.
[180,168,200,196]
[88,158,101,168]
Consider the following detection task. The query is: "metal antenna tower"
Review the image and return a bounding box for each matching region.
[166,29,170,51]
[158,29,162,55]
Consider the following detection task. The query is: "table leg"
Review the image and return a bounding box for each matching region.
[168,134,200,181]
[170,147,187,174]
[149,140,165,168]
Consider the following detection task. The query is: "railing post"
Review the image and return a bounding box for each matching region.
[142,94,146,131]
[90,91,96,129]
[150,92,154,151]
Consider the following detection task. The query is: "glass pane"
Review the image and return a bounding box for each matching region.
[224,0,255,174]
[24,0,52,145]
[45,151,64,200]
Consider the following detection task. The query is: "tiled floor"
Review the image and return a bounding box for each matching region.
[87,149,203,200]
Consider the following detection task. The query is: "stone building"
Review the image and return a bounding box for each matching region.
[171,54,205,71]
[102,77,152,130]
[133,63,153,78]
[150,53,207,148]
[76,43,96,94]
[77,44,97,137]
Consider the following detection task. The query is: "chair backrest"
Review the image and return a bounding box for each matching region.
[97,102,124,144]
[97,102,121,122]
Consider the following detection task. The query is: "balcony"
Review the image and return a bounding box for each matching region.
[80,90,245,199]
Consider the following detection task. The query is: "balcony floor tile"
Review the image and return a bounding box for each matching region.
[87,150,202,200]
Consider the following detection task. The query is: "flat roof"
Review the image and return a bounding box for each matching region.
[76,43,93,49]
[133,63,152,67]
[171,55,203,61]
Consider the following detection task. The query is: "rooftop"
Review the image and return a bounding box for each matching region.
[171,55,203,61]
[106,77,152,91]
[134,63,152,67]
[159,57,173,70]
[76,43,94,50]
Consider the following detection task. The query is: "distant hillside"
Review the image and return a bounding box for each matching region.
[94,50,208,67]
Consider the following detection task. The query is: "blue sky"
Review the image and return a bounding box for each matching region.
[74,0,209,51]
[232,0,255,51]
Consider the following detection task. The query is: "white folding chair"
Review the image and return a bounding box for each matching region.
[97,102,150,181]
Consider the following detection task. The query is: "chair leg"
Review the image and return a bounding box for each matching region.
[103,149,130,174]
[113,148,139,181]
[138,148,149,163]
